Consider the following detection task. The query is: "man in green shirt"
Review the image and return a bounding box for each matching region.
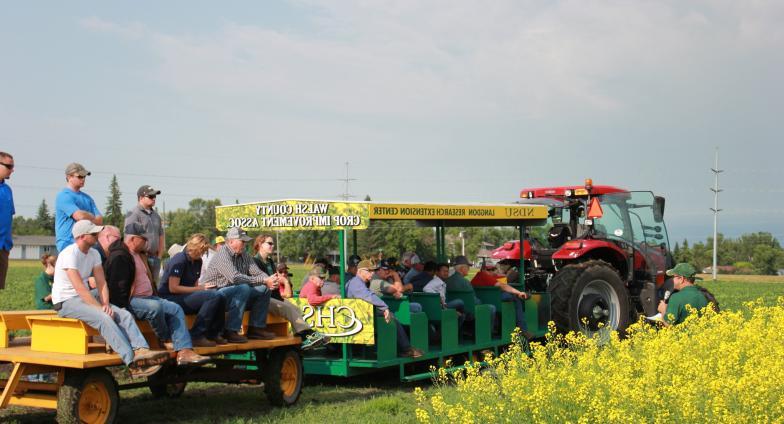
[657,263,709,325]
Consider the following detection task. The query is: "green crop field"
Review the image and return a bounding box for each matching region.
[1,260,783,423]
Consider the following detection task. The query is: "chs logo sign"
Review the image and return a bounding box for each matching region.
[288,299,375,344]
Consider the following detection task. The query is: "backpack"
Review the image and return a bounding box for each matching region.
[695,285,720,313]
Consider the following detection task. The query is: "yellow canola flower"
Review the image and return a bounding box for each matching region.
[416,299,784,423]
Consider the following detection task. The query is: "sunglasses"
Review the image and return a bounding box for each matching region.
[264,241,274,246]
[146,195,157,200]
[71,175,86,180]
[0,163,13,170]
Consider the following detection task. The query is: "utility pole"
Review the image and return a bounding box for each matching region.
[710,148,723,282]
[339,162,357,262]
[340,162,356,201]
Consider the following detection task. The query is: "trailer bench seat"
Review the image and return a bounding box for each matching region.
[26,312,292,355]
[0,310,56,348]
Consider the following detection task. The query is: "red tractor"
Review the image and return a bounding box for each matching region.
[490,180,673,334]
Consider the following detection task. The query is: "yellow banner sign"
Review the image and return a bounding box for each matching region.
[368,204,548,220]
[287,298,375,344]
[216,200,370,231]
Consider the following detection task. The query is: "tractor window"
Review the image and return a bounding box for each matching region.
[627,192,670,249]
[593,200,630,243]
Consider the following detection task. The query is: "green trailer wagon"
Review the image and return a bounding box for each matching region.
[216,199,552,381]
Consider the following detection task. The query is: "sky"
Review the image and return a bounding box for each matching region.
[1,1,783,244]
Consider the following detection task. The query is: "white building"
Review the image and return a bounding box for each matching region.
[8,235,56,260]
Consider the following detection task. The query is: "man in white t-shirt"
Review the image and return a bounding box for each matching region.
[52,220,167,378]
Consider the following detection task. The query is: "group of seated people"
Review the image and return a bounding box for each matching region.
[49,222,329,379]
[296,251,534,358]
[49,218,532,375]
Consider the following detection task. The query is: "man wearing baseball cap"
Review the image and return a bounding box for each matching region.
[657,263,709,325]
[125,185,165,283]
[345,259,423,358]
[201,227,274,343]
[55,163,102,252]
[51,220,167,378]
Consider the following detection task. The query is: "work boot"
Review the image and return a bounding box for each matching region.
[176,349,210,366]
[223,330,248,344]
[246,326,276,340]
[209,334,228,345]
[129,363,162,379]
[192,337,217,348]
[132,348,169,367]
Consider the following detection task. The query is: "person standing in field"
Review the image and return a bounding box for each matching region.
[34,254,57,309]
[55,163,102,252]
[657,263,709,326]
[0,151,14,289]
[125,185,165,284]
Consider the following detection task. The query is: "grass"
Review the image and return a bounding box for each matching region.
[1,260,783,423]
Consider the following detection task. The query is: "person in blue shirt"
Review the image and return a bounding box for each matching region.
[159,233,226,347]
[0,151,15,290]
[346,259,423,358]
[55,163,102,252]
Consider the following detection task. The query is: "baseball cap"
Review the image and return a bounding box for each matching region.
[347,254,362,267]
[137,185,161,198]
[356,259,377,271]
[308,266,327,279]
[377,259,391,270]
[214,236,225,244]
[328,265,341,277]
[452,255,473,266]
[72,220,104,238]
[168,243,184,257]
[65,163,91,177]
[124,222,148,240]
[410,254,421,265]
[226,227,252,241]
[666,263,701,280]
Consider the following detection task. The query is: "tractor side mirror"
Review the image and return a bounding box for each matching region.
[653,196,665,222]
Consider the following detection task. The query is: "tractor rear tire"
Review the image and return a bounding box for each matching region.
[261,347,303,407]
[548,260,631,335]
[57,368,119,424]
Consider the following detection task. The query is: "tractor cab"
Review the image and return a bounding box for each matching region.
[512,180,675,334]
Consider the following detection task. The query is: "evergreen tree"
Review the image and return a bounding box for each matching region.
[104,174,124,227]
[35,198,54,233]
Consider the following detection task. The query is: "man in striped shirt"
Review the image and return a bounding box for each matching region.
[201,227,275,343]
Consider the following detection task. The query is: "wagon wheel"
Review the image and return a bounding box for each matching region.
[147,365,187,399]
[148,381,187,399]
[57,368,119,424]
[261,347,303,406]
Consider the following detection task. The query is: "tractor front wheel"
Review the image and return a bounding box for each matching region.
[549,260,631,335]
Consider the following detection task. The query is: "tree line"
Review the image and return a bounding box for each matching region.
[672,232,784,275]
[10,176,784,274]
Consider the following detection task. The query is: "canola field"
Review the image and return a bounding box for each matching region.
[416,300,784,423]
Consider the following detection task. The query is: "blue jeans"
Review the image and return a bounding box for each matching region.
[59,295,149,365]
[217,284,271,332]
[501,292,528,331]
[129,296,192,350]
[163,291,224,339]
